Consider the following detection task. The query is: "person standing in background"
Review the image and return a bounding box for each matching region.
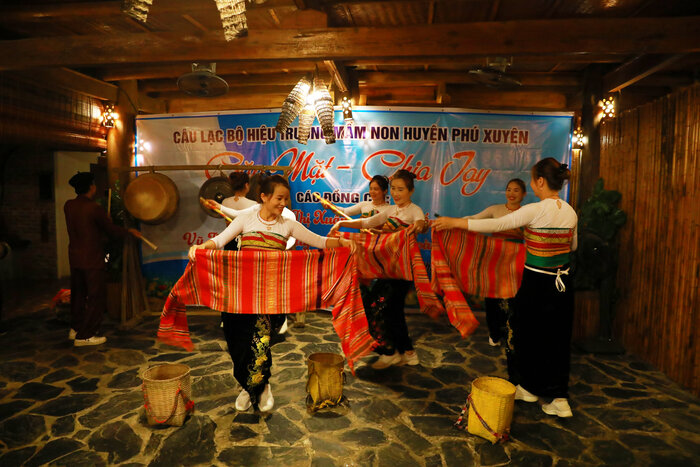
[64,172,140,346]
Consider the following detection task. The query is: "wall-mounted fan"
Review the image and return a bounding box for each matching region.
[177,63,229,97]
[468,57,522,88]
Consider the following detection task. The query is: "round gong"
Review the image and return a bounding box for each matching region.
[199,176,235,218]
[124,172,180,224]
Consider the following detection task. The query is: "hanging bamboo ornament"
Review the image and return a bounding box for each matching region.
[121,0,153,23]
[297,103,316,145]
[215,0,248,41]
[276,76,312,133]
[313,76,336,144]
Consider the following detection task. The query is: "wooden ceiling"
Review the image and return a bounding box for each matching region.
[1,0,699,114]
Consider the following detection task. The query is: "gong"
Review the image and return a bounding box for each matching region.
[199,176,235,217]
[123,172,180,224]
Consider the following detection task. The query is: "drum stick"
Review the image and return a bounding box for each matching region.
[199,197,233,223]
[312,193,372,234]
[107,188,112,219]
[139,235,158,251]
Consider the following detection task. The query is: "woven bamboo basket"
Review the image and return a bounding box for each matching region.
[276,76,312,133]
[306,353,346,412]
[142,363,193,426]
[297,104,316,145]
[467,376,515,443]
[312,77,336,144]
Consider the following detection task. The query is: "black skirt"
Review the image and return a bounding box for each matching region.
[509,265,574,399]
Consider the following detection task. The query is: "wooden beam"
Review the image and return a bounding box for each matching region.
[357,71,581,87]
[137,92,167,114]
[446,87,570,111]
[602,54,686,93]
[167,94,289,113]
[348,54,626,66]
[35,68,119,101]
[139,72,317,93]
[0,0,296,22]
[152,85,297,100]
[324,60,350,93]
[100,61,320,81]
[1,17,699,70]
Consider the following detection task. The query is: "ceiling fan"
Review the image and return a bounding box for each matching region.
[177,63,229,97]
[468,57,522,88]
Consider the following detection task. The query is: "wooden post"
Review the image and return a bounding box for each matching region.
[578,64,603,206]
[107,80,138,190]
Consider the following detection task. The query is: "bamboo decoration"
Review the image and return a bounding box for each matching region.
[121,0,153,22]
[139,234,159,251]
[313,76,336,144]
[215,0,248,40]
[276,76,312,133]
[297,103,316,145]
[199,197,233,222]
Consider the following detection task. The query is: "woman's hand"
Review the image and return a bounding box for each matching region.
[329,221,344,236]
[433,216,465,232]
[188,244,202,262]
[338,237,357,254]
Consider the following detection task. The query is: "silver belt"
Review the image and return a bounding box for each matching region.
[524,265,570,292]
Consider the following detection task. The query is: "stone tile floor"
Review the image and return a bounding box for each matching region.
[0,304,699,466]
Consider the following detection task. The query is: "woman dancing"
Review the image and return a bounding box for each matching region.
[189,175,355,412]
[435,158,577,418]
[331,169,428,369]
[342,174,392,218]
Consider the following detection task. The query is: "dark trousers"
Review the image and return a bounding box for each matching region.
[377,279,414,355]
[70,267,106,339]
[484,297,508,342]
[221,313,274,405]
[509,266,574,399]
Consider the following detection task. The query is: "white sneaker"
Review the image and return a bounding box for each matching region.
[68,329,77,340]
[488,337,499,346]
[74,336,106,347]
[235,389,252,411]
[400,350,420,366]
[371,352,401,370]
[279,318,288,335]
[514,384,538,402]
[259,384,274,412]
[542,398,573,418]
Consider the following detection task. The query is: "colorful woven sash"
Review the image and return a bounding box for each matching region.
[338,229,446,320]
[431,229,526,336]
[383,216,410,232]
[239,231,287,250]
[157,248,376,371]
[523,227,574,267]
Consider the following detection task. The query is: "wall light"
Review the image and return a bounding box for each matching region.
[101,103,118,128]
[342,96,354,125]
[599,95,616,120]
[572,127,585,148]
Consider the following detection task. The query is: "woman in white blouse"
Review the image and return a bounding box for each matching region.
[435,158,578,418]
[331,170,428,370]
[189,175,355,413]
[342,174,392,219]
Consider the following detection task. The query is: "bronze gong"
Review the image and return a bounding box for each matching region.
[199,176,235,217]
[123,172,180,224]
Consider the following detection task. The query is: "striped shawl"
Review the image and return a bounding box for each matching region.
[158,248,376,371]
[431,229,526,336]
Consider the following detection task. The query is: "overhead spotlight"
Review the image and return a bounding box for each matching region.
[342,96,354,125]
[599,95,616,120]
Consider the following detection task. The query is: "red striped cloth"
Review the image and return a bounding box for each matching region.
[157,248,376,371]
[431,229,526,336]
[338,229,445,319]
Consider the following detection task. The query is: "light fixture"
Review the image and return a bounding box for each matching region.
[101,103,118,128]
[312,76,335,144]
[572,127,585,148]
[121,0,153,23]
[342,96,354,125]
[599,95,616,120]
[276,75,312,134]
[214,0,248,41]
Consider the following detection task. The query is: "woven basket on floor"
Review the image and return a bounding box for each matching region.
[142,363,193,426]
[306,352,346,412]
[467,376,515,443]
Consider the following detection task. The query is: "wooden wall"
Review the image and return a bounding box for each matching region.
[599,84,700,396]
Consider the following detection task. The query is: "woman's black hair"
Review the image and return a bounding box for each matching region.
[229,171,249,193]
[391,169,417,191]
[369,174,389,192]
[258,174,290,201]
[507,178,527,193]
[531,158,571,191]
